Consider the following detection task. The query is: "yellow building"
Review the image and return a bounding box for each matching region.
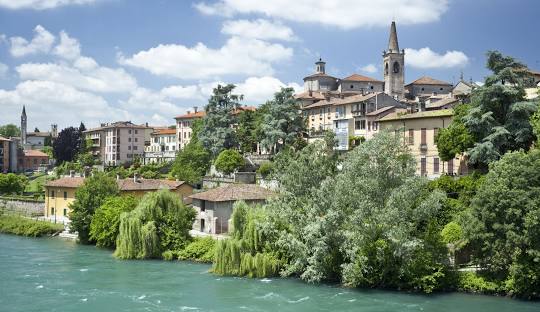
[378,109,468,178]
[44,177,193,222]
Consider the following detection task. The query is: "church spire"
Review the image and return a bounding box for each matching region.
[388,21,399,53]
[21,105,27,145]
[22,105,26,117]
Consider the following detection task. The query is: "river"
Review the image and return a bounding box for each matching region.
[0,234,538,312]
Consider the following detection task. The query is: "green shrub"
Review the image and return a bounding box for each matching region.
[162,250,176,261]
[0,214,63,237]
[256,162,273,178]
[177,237,216,263]
[458,272,501,294]
[441,221,463,244]
[214,149,244,174]
[89,196,138,248]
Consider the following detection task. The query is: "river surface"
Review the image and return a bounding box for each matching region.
[0,234,538,312]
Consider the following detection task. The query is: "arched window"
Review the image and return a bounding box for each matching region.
[385,63,389,75]
[393,62,400,73]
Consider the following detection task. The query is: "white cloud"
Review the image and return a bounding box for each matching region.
[0,0,97,10]
[360,64,377,74]
[10,25,55,57]
[221,19,296,41]
[53,31,81,60]
[119,36,293,80]
[0,80,125,129]
[195,0,449,29]
[16,61,137,93]
[0,62,8,78]
[405,47,468,69]
[161,85,204,100]
[235,76,302,104]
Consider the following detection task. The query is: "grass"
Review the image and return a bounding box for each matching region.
[0,214,64,237]
[25,173,49,193]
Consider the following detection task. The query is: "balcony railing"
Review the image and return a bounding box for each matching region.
[419,143,428,152]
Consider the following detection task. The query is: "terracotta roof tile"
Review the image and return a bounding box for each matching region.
[406,76,452,86]
[153,128,176,135]
[175,111,206,119]
[24,150,49,157]
[379,109,454,122]
[189,184,275,202]
[342,74,383,83]
[45,177,187,191]
[45,177,85,188]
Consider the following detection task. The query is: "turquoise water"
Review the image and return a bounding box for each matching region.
[0,234,538,312]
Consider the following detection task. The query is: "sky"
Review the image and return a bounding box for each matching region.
[0,0,539,131]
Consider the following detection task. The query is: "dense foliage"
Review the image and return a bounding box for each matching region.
[69,173,119,244]
[214,149,244,174]
[0,174,28,195]
[178,237,216,263]
[89,196,138,248]
[53,126,84,163]
[0,124,20,138]
[464,149,540,298]
[171,119,211,184]
[114,190,196,259]
[199,84,242,156]
[0,214,63,237]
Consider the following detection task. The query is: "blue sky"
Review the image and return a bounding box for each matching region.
[0,0,539,130]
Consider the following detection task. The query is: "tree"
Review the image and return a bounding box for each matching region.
[42,146,53,159]
[236,110,259,153]
[214,149,244,174]
[89,196,138,248]
[436,104,475,161]
[53,126,82,163]
[170,119,211,184]
[0,174,28,195]
[78,122,87,153]
[34,127,40,133]
[69,173,119,244]
[198,84,243,156]
[465,149,540,298]
[461,51,538,169]
[0,124,20,138]
[260,87,306,153]
[114,190,196,259]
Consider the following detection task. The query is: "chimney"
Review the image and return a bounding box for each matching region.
[145,122,148,127]
[187,110,191,115]
[194,106,198,113]
[69,170,75,178]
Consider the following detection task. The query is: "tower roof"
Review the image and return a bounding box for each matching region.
[22,105,26,116]
[388,21,399,53]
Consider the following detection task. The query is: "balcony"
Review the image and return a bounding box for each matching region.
[351,109,366,116]
[419,143,428,152]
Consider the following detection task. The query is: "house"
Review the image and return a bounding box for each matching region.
[43,176,193,223]
[144,128,177,164]
[175,108,205,150]
[378,109,468,178]
[0,136,14,173]
[84,121,153,166]
[405,76,453,99]
[21,150,49,172]
[338,74,384,94]
[189,184,275,235]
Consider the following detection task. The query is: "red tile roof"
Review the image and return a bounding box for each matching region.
[406,76,452,86]
[175,111,206,119]
[45,177,188,191]
[45,177,85,188]
[342,74,383,83]
[189,184,275,202]
[24,150,49,157]
[153,128,176,135]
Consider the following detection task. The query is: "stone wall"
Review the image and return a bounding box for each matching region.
[0,198,44,217]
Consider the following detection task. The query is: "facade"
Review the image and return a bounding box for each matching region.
[144,128,178,164]
[21,150,49,172]
[303,59,339,92]
[44,176,193,222]
[405,76,453,99]
[175,109,205,150]
[84,121,152,166]
[189,184,275,235]
[383,21,405,100]
[338,74,384,93]
[378,109,468,178]
[0,137,11,173]
[302,92,405,149]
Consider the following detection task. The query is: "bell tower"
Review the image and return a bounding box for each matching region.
[383,21,405,100]
[21,105,27,145]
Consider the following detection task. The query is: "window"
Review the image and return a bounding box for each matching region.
[421,87,425,91]
[440,87,443,91]
[434,128,439,144]
[408,129,414,145]
[128,137,131,142]
[421,128,427,145]
[135,130,138,134]
[420,158,427,176]
[350,85,354,89]
[51,207,55,215]
[393,62,400,73]
[51,190,55,198]
[200,200,205,212]
[63,208,67,216]
[434,157,440,174]
[63,191,67,200]
[373,121,378,131]
[385,62,389,75]
[128,146,131,150]
[448,159,454,175]
[368,121,372,131]
[133,146,138,150]
[355,120,361,130]
[134,138,138,142]
[360,120,366,129]
[128,130,132,134]
[370,86,374,90]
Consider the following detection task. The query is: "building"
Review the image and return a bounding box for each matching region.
[189,184,275,235]
[19,106,57,150]
[175,108,205,150]
[303,92,405,149]
[43,176,193,222]
[84,121,153,166]
[20,150,49,172]
[0,136,12,173]
[383,21,405,100]
[378,109,468,178]
[303,58,339,92]
[338,74,384,94]
[144,128,178,164]
[405,76,453,100]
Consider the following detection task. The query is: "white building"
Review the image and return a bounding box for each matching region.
[144,128,177,164]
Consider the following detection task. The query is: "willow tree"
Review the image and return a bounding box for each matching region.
[115,190,196,260]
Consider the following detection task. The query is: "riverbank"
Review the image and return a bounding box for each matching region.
[0,234,538,312]
[0,214,63,237]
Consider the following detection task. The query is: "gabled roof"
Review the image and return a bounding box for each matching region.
[152,128,176,135]
[426,98,460,110]
[378,109,454,122]
[294,91,326,100]
[189,184,275,202]
[27,132,51,137]
[406,76,452,87]
[24,150,49,157]
[45,177,188,191]
[303,73,337,81]
[342,74,383,83]
[366,105,396,116]
[45,177,85,188]
[175,111,206,119]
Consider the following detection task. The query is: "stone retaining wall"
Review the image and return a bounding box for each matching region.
[0,199,44,217]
